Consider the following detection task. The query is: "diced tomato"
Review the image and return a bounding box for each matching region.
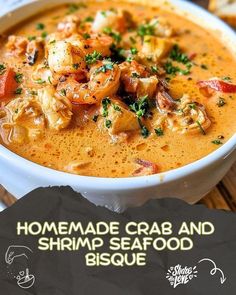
[133,158,159,176]
[188,53,197,60]
[0,68,18,99]
[197,79,236,94]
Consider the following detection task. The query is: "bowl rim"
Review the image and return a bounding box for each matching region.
[0,0,236,190]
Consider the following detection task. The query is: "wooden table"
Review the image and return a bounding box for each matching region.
[0,0,235,210]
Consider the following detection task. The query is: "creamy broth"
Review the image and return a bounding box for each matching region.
[0,1,236,177]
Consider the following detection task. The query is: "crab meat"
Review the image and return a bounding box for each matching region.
[37,86,72,130]
[150,17,174,37]
[47,40,86,75]
[141,36,173,62]
[133,158,159,176]
[6,35,28,56]
[99,98,140,135]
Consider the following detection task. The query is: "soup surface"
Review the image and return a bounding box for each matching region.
[0,1,236,177]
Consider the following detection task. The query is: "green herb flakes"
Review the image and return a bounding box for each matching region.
[196,120,206,135]
[36,23,45,30]
[60,89,67,96]
[217,97,226,107]
[137,21,157,38]
[15,73,23,83]
[15,88,22,95]
[129,96,149,118]
[83,33,91,40]
[85,51,102,65]
[155,128,164,137]
[95,62,114,74]
[0,64,6,75]
[105,119,112,128]
[92,115,99,122]
[102,97,111,117]
[212,139,223,145]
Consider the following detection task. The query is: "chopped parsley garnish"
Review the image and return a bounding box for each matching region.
[201,64,208,70]
[41,31,48,39]
[28,90,38,96]
[138,118,150,138]
[60,89,67,96]
[35,79,46,84]
[217,97,226,107]
[48,76,52,84]
[141,125,150,138]
[67,3,79,13]
[129,95,149,118]
[155,128,164,136]
[189,103,196,110]
[15,73,23,83]
[101,11,107,17]
[105,119,112,128]
[126,56,133,63]
[129,36,136,44]
[0,64,6,75]
[103,27,122,43]
[137,21,157,38]
[212,139,223,145]
[85,51,102,65]
[170,44,190,64]
[164,61,191,76]
[101,97,111,117]
[84,16,94,22]
[73,63,79,69]
[95,62,114,74]
[67,3,86,14]
[28,36,36,41]
[113,104,121,112]
[196,120,206,135]
[151,65,159,74]
[15,88,22,95]
[131,47,138,55]
[83,33,91,40]
[36,23,45,30]
[165,44,192,76]
[131,72,140,78]
[92,115,99,122]
[164,62,180,76]
[222,76,231,82]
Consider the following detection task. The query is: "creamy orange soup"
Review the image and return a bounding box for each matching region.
[0,1,236,177]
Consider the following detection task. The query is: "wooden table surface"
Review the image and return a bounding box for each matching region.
[0,0,235,211]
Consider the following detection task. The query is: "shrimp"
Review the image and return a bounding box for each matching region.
[119,61,158,97]
[119,60,150,93]
[67,34,113,57]
[154,94,211,135]
[57,60,121,105]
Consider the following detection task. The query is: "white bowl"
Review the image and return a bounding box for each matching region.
[0,0,236,212]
